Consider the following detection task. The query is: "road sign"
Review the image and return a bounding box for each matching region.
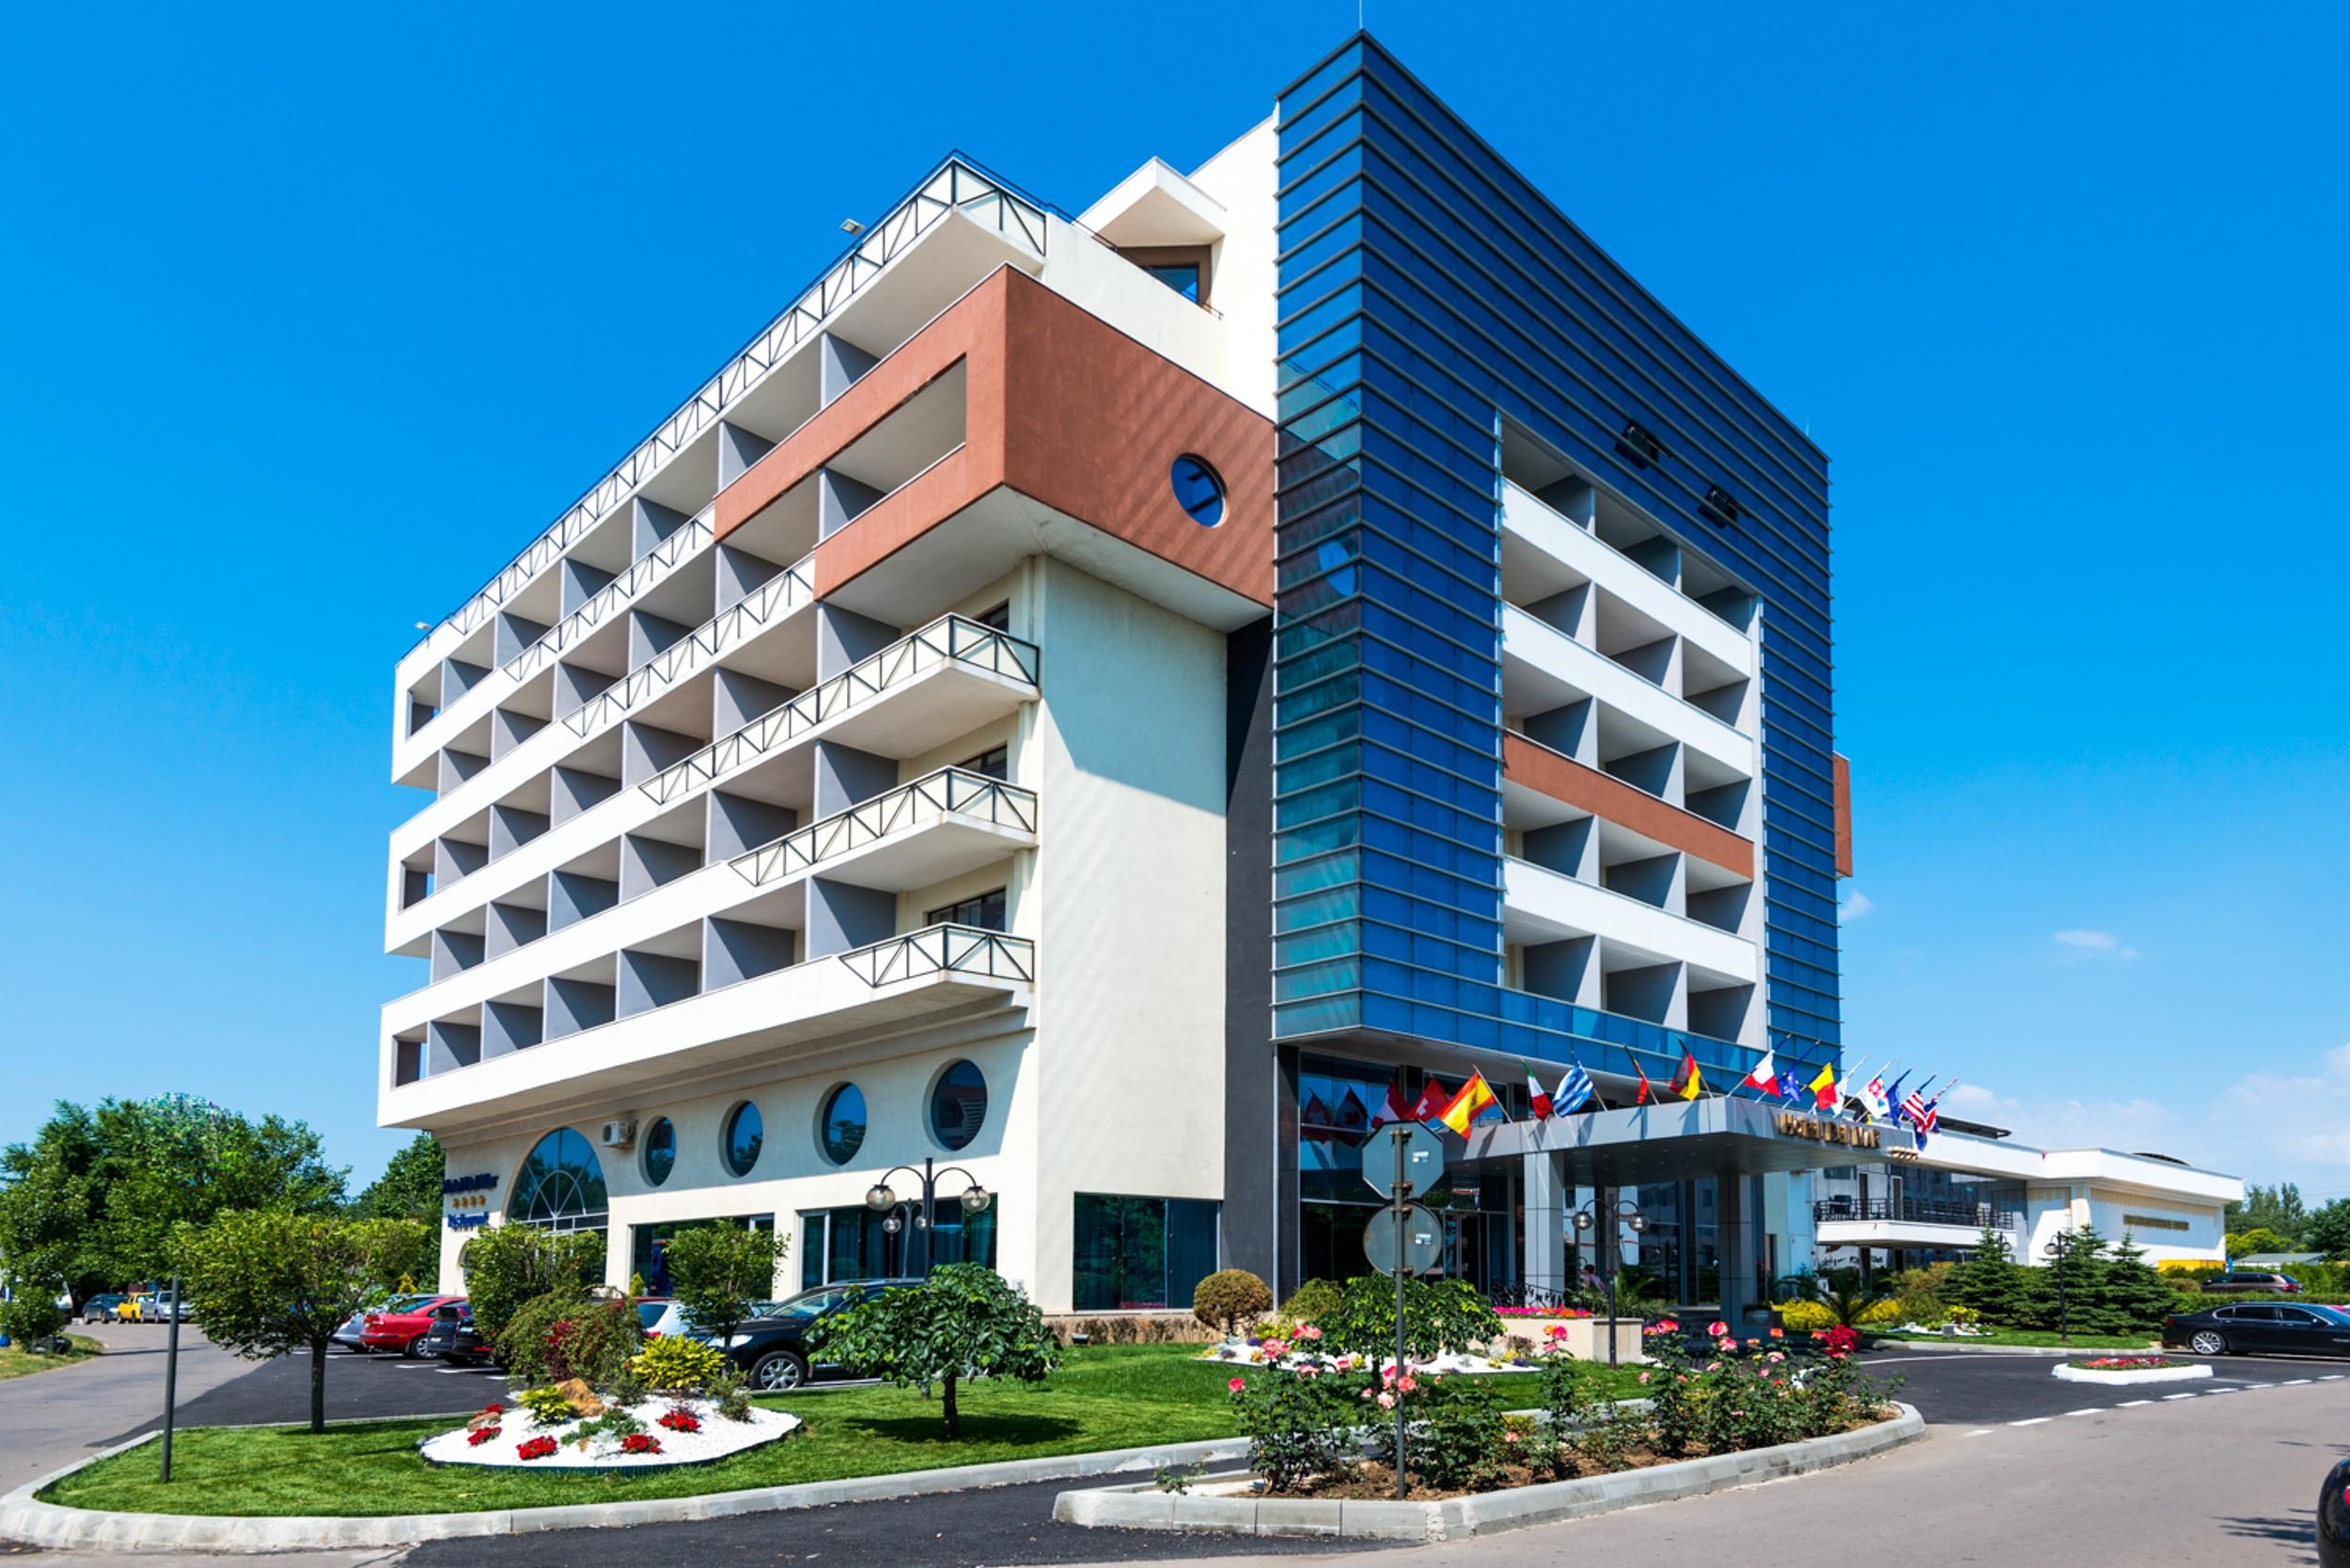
[1361,1121,1446,1200]
[1362,1202,1446,1275]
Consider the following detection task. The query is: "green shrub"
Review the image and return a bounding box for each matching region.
[1193,1269,1274,1337]
[1324,1275,1502,1362]
[1281,1277,1344,1327]
[494,1291,643,1388]
[809,1264,1058,1437]
[662,1223,789,1353]
[1368,1372,1508,1490]
[0,1291,68,1346]
[1224,1356,1353,1489]
[458,1225,603,1348]
[631,1333,726,1394]
[1775,1299,1834,1332]
[515,1386,576,1427]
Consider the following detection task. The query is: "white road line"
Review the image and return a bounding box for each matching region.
[2118,1399,2154,1407]
[1964,1428,1995,1438]
[2162,1392,2199,1401]
[2205,1387,2237,1394]
[2323,1374,2345,1382]
[2009,1417,2053,1427]
[2285,1378,2314,1387]
[2064,1407,2102,1417]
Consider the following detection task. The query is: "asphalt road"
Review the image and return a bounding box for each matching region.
[142,1343,513,1435]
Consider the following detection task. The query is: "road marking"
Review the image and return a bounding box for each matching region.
[2285,1378,2314,1387]
[2008,1418,2053,1427]
[2205,1387,2237,1394]
[2162,1392,2199,1401]
[1964,1428,1995,1438]
[2063,1407,2101,1417]
[2323,1374,2345,1382]
[2118,1399,2154,1407]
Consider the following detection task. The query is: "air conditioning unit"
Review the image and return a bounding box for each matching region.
[599,1120,637,1150]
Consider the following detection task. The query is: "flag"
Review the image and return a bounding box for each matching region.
[1777,1068,1804,1101]
[1335,1087,1370,1144]
[1368,1079,1413,1132]
[1408,1080,1449,1125]
[1899,1086,1930,1134]
[1438,1071,1499,1135]
[1553,1063,1595,1116]
[1807,1060,1838,1110]
[1524,1065,1553,1119]
[1635,1059,1653,1105]
[1301,1091,1334,1140]
[1860,1073,1891,1121]
[1743,1049,1778,1092]
[1668,1051,1703,1102]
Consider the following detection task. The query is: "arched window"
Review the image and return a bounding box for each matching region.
[510,1128,609,1234]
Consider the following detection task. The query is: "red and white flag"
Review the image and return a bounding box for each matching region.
[1524,1065,1553,1119]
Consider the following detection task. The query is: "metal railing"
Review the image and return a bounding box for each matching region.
[559,553,818,738]
[502,515,715,685]
[730,768,1038,887]
[639,614,1041,806]
[836,923,1036,988]
[1813,1198,2022,1231]
[405,157,1048,662]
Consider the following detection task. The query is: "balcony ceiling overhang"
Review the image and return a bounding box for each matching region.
[1457,1096,1921,1186]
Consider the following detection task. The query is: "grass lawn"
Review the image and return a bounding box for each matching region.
[0,1333,102,1381]
[1872,1326,2159,1350]
[42,1343,1645,1517]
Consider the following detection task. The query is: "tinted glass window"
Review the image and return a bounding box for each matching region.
[931,1060,988,1150]
[927,888,1007,931]
[1171,455,1226,525]
[642,1117,676,1186]
[1146,262,1200,302]
[820,1084,867,1165]
[2233,1305,2280,1321]
[723,1102,764,1176]
[510,1128,609,1232]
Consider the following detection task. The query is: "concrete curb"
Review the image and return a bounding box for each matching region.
[1052,1403,1926,1541]
[0,1426,1254,1552]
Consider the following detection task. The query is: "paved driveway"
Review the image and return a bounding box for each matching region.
[0,1323,248,1495]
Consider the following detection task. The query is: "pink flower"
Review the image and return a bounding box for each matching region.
[1546,1324,1568,1339]
[1637,1372,1651,1385]
[1359,1388,1374,1401]
[1707,1320,1729,1338]
[1297,1324,1323,1341]
[1382,1366,1399,1386]
[1397,1375,1418,1393]
[1766,1351,1785,1365]
[1722,1338,1739,1352]
[1503,1431,1520,1445]
[1768,1326,1785,1339]
[1228,1376,1246,1392]
[1376,1392,1396,1410]
[1706,1362,1722,1373]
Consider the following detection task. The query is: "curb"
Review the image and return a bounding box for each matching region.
[0,1427,1254,1552]
[1053,1403,1925,1541]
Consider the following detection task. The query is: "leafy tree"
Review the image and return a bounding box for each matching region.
[352,1134,444,1226]
[1192,1269,1273,1336]
[662,1222,789,1353]
[2226,1227,2298,1260]
[2226,1183,2308,1246]
[1324,1275,1504,1362]
[809,1263,1058,1436]
[0,1104,106,1310]
[173,1213,431,1433]
[459,1224,603,1347]
[2305,1200,2350,1262]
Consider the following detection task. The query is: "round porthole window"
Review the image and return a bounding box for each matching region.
[1169,455,1225,527]
[930,1059,988,1152]
[819,1084,868,1166]
[722,1101,764,1177]
[641,1117,676,1186]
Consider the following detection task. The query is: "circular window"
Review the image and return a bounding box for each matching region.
[510,1128,607,1233]
[641,1117,676,1186]
[722,1102,764,1177]
[1169,455,1225,527]
[819,1084,868,1166]
[929,1060,988,1152]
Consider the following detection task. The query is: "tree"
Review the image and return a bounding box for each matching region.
[2226,1227,2297,1260]
[0,1282,69,1347]
[0,1104,106,1310]
[2305,1200,2350,1262]
[174,1213,431,1433]
[459,1224,603,1347]
[352,1134,444,1227]
[809,1264,1058,1436]
[1192,1269,1273,1337]
[2226,1183,2308,1246]
[2106,1232,2191,1331]
[1942,1223,2032,1325]
[1324,1275,1505,1361]
[663,1222,789,1353]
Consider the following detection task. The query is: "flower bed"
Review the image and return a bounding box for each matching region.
[2050,1355,2211,1388]
[1198,1323,1537,1375]
[418,1396,799,1471]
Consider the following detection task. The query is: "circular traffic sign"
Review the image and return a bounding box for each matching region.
[1360,1121,1446,1200]
[1362,1202,1446,1276]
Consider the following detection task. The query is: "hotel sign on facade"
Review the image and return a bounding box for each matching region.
[1773,1111,1884,1149]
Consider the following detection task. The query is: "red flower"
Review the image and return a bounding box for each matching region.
[658,1407,702,1434]
[467,1425,502,1447]
[619,1433,663,1455]
[515,1436,558,1462]
[480,1402,505,1415]
[1228,1376,1246,1392]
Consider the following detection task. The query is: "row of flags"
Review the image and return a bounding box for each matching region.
[1300,1050,1954,1149]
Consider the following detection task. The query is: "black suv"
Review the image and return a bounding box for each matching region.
[2202,1270,2304,1294]
[710,1279,920,1390]
[420,1301,494,1366]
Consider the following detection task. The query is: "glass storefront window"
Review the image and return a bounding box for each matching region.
[1073,1195,1219,1311]
[801,1201,999,1288]
[631,1214,774,1298]
[511,1128,607,1235]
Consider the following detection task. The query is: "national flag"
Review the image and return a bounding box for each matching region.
[1860,1073,1891,1121]
[1743,1049,1778,1093]
[1554,1063,1595,1115]
[1301,1091,1334,1140]
[1437,1071,1500,1135]
[1335,1087,1371,1144]
[1368,1079,1413,1132]
[1408,1080,1450,1125]
[1668,1051,1703,1102]
[1899,1086,1930,1133]
[1807,1060,1838,1110]
[1635,1059,1653,1105]
[1524,1065,1553,1119]
[1777,1068,1804,1101]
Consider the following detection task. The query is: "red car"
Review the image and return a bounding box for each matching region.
[358,1294,464,1356]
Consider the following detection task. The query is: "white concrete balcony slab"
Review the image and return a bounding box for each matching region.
[1501,481,1755,677]
[1502,604,1757,781]
[731,767,1037,893]
[1503,855,1759,986]
[1814,1203,2021,1252]
[382,925,1034,1133]
[1814,1217,1991,1250]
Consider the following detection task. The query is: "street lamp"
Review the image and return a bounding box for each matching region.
[864,1158,991,1277]
[1574,1197,1647,1367]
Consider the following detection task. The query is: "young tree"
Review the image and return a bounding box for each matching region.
[2106,1231,2192,1332]
[174,1213,431,1433]
[662,1223,790,1352]
[2226,1226,2297,1260]
[352,1134,445,1226]
[1941,1222,2029,1325]
[809,1264,1058,1436]
[2305,1200,2350,1262]
[459,1223,604,1346]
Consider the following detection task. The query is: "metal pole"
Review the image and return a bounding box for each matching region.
[1390,1125,1408,1501]
[160,1275,181,1482]
[919,1158,936,1277]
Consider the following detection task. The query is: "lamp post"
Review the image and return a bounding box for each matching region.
[1573,1196,1647,1367]
[864,1159,992,1277]
[2049,1229,2079,1343]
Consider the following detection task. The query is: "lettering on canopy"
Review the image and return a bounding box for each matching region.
[1773,1111,1882,1149]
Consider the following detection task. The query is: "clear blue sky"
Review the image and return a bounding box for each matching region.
[5,1,2344,1199]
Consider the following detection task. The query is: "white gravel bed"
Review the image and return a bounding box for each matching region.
[418,1397,800,1470]
[1198,1343,1538,1375]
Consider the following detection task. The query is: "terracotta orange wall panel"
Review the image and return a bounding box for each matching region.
[1832,752,1854,878]
[1503,733,1754,879]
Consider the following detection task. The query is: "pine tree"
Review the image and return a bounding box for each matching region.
[2029,1225,2121,1336]
[1944,1222,2030,1326]
[2105,1231,2190,1335]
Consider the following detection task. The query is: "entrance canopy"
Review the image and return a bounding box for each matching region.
[1458,1095,1920,1186]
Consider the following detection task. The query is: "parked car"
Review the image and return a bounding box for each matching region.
[419,1301,493,1367]
[78,1294,129,1323]
[634,1298,685,1338]
[334,1294,430,1353]
[2322,1453,2350,1567]
[358,1294,463,1356]
[146,1292,191,1323]
[708,1279,920,1390]
[2165,1302,2350,1356]
[2201,1270,2304,1294]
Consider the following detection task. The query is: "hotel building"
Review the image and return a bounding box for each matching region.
[381,34,2233,1322]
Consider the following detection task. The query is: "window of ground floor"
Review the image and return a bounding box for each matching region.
[799,1201,997,1290]
[629,1214,776,1297]
[1072,1195,1219,1311]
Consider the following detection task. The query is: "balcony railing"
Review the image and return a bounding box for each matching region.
[406,157,1049,661]
[731,768,1038,888]
[1814,1198,2022,1231]
[559,554,818,738]
[502,514,715,685]
[639,615,1042,806]
[836,923,1036,988]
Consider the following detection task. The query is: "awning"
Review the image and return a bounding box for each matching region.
[1455,1095,1921,1185]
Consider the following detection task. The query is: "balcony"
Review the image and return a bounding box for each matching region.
[1503,856,1758,986]
[1502,605,1756,782]
[559,554,818,738]
[1813,1198,2023,1252]
[733,767,1038,892]
[384,924,1036,1132]
[1500,480,1755,677]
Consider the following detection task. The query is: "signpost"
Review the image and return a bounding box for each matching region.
[1361,1121,1445,1498]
